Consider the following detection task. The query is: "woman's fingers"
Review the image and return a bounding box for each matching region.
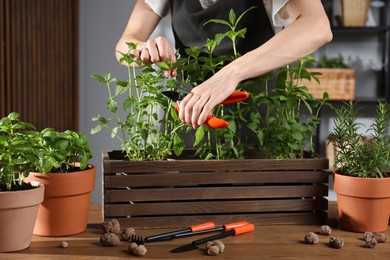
[132,37,176,76]
[179,92,213,129]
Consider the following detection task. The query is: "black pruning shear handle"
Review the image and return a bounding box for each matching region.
[161,90,250,128]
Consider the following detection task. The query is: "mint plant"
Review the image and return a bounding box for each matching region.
[91,43,185,161]
[331,101,390,178]
[246,55,330,159]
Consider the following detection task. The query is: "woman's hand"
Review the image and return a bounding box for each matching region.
[179,66,240,129]
[131,36,177,77]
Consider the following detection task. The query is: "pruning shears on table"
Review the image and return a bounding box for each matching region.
[161,90,250,128]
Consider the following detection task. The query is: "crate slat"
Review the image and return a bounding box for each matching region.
[105,198,328,216]
[104,171,328,188]
[105,185,328,202]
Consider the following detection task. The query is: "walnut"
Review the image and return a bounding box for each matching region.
[319,225,332,235]
[121,227,136,241]
[207,245,220,256]
[329,236,344,249]
[102,219,121,234]
[133,244,148,256]
[304,232,319,244]
[205,240,225,255]
[373,232,387,243]
[100,233,120,246]
[365,237,377,249]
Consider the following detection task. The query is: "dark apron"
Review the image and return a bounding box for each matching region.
[170,0,275,57]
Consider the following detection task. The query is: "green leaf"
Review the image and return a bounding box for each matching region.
[155,62,170,70]
[204,18,231,27]
[7,112,19,121]
[90,74,106,83]
[236,28,247,38]
[115,80,128,95]
[123,96,137,111]
[91,125,102,134]
[193,126,205,147]
[107,100,118,113]
[111,127,119,138]
[229,9,236,25]
[291,131,304,141]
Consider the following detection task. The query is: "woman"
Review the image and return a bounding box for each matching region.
[116,0,332,129]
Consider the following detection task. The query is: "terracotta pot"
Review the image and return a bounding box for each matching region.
[0,183,44,252]
[334,171,390,232]
[25,165,96,236]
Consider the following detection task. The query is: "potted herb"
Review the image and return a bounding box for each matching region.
[0,112,44,252]
[93,9,330,228]
[25,127,95,236]
[330,101,390,232]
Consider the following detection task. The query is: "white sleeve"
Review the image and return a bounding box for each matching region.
[145,0,169,17]
[272,0,292,28]
[262,0,293,33]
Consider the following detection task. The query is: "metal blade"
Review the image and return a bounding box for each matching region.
[161,90,187,102]
[170,243,198,253]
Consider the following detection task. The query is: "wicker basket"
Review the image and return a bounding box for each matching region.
[338,0,370,26]
[301,68,355,100]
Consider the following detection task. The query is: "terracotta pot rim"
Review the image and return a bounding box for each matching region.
[29,164,95,176]
[333,170,390,181]
[0,184,44,209]
[25,165,96,197]
[334,170,390,198]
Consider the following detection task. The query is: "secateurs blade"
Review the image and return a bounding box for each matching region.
[161,90,250,128]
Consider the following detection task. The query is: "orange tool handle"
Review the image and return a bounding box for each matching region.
[233,223,255,235]
[174,103,229,129]
[223,221,250,231]
[220,91,250,105]
[190,222,216,232]
[204,115,229,128]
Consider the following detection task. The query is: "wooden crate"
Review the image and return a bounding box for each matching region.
[102,150,329,229]
[302,68,355,100]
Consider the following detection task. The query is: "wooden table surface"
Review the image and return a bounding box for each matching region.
[1,202,389,259]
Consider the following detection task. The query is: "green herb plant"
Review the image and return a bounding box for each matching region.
[34,128,93,173]
[0,112,39,190]
[0,112,93,191]
[91,7,328,161]
[246,56,330,159]
[330,101,390,178]
[91,43,185,161]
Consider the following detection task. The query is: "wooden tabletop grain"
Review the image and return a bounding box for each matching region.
[1,202,389,259]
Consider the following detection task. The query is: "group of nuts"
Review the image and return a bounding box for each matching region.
[304,224,388,250]
[304,225,344,249]
[99,219,146,256]
[363,231,387,249]
[205,240,225,256]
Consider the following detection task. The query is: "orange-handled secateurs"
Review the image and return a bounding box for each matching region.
[161,90,250,128]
